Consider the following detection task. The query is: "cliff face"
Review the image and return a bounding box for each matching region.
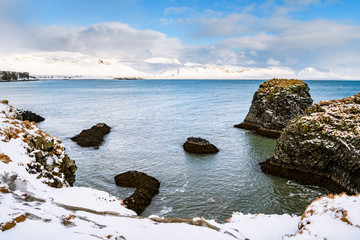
[261,93,360,194]
[235,78,313,138]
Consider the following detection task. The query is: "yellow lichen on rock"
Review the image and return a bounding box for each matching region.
[0,214,26,232]
[0,153,11,164]
[257,78,306,94]
[0,186,10,193]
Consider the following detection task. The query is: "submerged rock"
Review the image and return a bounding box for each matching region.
[114,171,160,215]
[235,78,313,138]
[17,109,45,123]
[183,137,219,154]
[261,93,360,194]
[71,123,111,148]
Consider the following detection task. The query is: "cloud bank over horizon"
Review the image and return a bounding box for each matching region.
[0,0,359,78]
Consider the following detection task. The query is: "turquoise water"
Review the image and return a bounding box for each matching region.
[1,79,359,222]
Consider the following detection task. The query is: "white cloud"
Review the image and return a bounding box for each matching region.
[249,51,257,56]
[0,0,359,78]
[217,33,278,50]
[164,7,194,15]
[193,14,257,37]
[0,22,183,61]
[267,58,282,66]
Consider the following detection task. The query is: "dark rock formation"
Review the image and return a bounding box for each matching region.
[114,171,160,215]
[0,71,30,81]
[71,123,111,148]
[17,109,45,123]
[183,137,219,154]
[235,78,313,138]
[261,93,360,194]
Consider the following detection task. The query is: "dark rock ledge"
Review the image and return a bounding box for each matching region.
[114,171,160,215]
[71,123,111,148]
[261,93,360,194]
[17,109,45,123]
[183,137,219,154]
[235,78,313,138]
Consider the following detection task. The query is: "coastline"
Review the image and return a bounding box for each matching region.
[1,81,360,239]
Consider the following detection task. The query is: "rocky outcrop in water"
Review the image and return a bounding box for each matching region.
[114,171,160,215]
[261,93,360,194]
[183,137,219,154]
[71,123,111,148]
[17,109,45,123]
[235,78,313,138]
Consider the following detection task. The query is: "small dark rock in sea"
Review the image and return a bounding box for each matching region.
[71,123,111,148]
[183,137,219,154]
[17,109,45,123]
[114,171,160,215]
[235,78,313,138]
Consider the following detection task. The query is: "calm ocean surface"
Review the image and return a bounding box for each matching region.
[1,79,359,222]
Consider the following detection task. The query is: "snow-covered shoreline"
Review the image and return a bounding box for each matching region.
[1,51,358,81]
[1,100,360,239]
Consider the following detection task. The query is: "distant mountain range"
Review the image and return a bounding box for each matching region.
[0,51,357,80]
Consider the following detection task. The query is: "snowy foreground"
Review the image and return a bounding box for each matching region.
[0,101,360,239]
[0,51,357,80]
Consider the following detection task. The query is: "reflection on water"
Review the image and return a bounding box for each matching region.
[1,79,357,222]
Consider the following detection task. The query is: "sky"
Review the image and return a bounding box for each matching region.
[1,0,360,76]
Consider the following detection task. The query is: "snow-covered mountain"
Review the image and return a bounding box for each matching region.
[0,52,149,79]
[0,51,358,80]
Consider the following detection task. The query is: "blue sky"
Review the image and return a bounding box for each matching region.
[1,0,360,76]
[17,0,360,44]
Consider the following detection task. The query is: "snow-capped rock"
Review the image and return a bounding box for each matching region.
[262,93,360,194]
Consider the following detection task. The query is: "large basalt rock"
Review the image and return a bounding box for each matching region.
[17,109,45,123]
[261,93,360,194]
[183,137,219,154]
[235,78,313,138]
[114,171,160,215]
[71,123,111,148]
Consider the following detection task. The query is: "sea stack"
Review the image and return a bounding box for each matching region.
[183,137,219,154]
[235,78,313,138]
[261,93,360,194]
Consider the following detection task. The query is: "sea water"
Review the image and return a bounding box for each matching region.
[1,79,359,222]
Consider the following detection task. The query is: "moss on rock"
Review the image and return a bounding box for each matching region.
[235,78,313,138]
[262,93,360,194]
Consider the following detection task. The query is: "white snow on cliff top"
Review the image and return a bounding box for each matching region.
[0,51,358,80]
[1,101,360,239]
